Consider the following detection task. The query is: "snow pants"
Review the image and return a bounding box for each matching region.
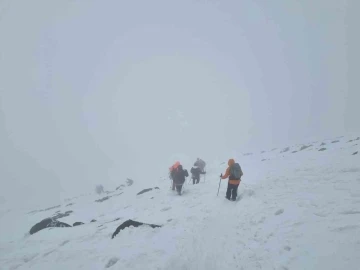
[175,184,183,195]
[226,183,239,201]
[192,177,200,184]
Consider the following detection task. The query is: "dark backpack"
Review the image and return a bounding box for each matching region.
[230,163,243,179]
[169,168,178,180]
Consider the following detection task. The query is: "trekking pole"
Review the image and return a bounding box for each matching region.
[217,174,222,196]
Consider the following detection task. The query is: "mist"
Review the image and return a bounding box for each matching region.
[0,0,357,208]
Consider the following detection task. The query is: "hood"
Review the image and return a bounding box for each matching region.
[228,159,235,166]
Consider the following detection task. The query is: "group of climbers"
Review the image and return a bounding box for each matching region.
[168,158,243,201]
[169,158,206,195]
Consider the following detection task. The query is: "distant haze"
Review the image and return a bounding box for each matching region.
[0,0,358,208]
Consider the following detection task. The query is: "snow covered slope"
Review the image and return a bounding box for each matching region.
[0,136,359,270]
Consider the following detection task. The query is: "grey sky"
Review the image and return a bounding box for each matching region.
[0,0,357,207]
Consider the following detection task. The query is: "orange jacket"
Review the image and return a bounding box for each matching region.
[221,159,241,185]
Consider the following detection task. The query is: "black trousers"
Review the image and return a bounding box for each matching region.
[226,183,239,200]
[192,177,200,184]
[175,184,183,194]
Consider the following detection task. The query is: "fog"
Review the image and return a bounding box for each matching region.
[0,0,358,208]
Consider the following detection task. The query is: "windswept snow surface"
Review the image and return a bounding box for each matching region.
[1,136,360,269]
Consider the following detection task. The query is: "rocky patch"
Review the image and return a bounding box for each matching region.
[111,219,162,239]
[30,218,71,235]
[137,187,160,195]
[73,222,84,226]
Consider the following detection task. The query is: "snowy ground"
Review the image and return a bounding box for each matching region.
[0,136,359,269]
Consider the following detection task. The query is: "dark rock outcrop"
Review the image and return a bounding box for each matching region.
[73,222,84,226]
[95,196,110,203]
[137,187,159,195]
[353,151,358,155]
[126,178,134,186]
[111,219,162,239]
[300,145,312,151]
[319,148,327,151]
[331,140,340,144]
[30,218,71,235]
[91,219,97,223]
[116,184,125,190]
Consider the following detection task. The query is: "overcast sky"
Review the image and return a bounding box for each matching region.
[0,0,358,208]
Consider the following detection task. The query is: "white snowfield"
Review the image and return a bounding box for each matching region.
[0,136,359,270]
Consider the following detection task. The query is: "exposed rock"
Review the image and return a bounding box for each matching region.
[105,217,122,224]
[331,140,340,144]
[116,184,125,191]
[292,151,298,153]
[126,178,134,186]
[95,196,111,203]
[66,203,74,207]
[353,151,358,155]
[137,188,152,195]
[300,145,312,151]
[112,219,162,239]
[30,218,71,235]
[281,147,290,153]
[319,148,327,151]
[44,205,61,211]
[105,257,119,268]
[53,210,73,220]
[90,219,97,223]
[73,222,84,227]
[137,187,160,195]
